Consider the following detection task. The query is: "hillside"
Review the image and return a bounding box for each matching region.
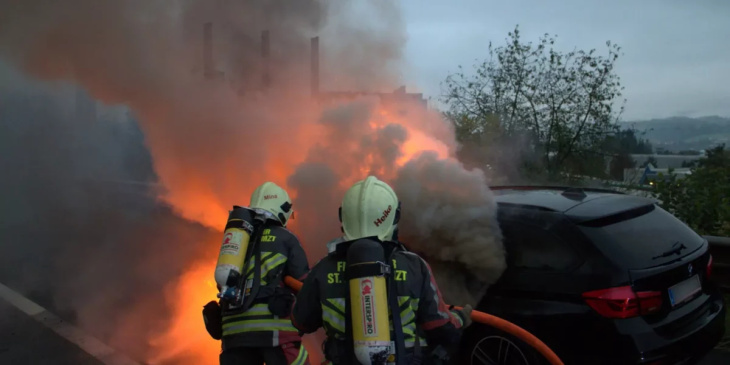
[622,116,730,152]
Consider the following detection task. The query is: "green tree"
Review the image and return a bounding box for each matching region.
[442,25,625,180]
[652,144,730,236]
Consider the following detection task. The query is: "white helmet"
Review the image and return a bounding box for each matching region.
[339,175,401,242]
[249,182,293,226]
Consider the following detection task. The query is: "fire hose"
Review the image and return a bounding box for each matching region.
[283,276,564,365]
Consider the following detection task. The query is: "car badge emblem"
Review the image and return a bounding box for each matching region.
[688,263,694,276]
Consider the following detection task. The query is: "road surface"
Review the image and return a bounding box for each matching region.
[0,279,729,365]
[0,298,104,365]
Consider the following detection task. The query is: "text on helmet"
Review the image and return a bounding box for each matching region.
[373,205,393,227]
[264,194,278,200]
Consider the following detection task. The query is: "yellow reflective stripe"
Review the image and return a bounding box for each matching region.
[245,252,274,276]
[397,297,424,348]
[397,296,416,330]
[222,318,296,335]
[260,254,287,277]
[322,305,345,334]
[453,310,464,327]
[401,307,415,325]
[327,298,345,313]
[246,252,287,282]
[291,344,308,365]
[222,303,271,322]
[398,296,410,306]
[244,252,271,276]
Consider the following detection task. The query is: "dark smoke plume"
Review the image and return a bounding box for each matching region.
[0,0,505,363]
[0,61,219,362]
[393,152,506,305]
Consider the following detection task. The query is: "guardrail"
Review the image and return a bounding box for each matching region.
[706,235,730,291]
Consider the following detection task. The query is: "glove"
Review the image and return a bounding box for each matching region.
[454,304,473,329]
[202,300,223,340]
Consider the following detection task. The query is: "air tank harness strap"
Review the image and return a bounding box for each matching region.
[344,261,391,278]
[385,255,407,365]
[238,221,265,312]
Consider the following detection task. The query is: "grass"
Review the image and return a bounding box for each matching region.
[718,293,730,351]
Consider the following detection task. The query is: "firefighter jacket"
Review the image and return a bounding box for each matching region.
[290,240,466,364]
[220,222,310,350]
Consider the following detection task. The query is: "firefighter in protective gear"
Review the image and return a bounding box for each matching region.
[290,176,473,364]
[203,182,311,365]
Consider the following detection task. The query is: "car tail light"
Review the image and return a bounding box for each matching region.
[706,255,713,279]
[582,286,662,319]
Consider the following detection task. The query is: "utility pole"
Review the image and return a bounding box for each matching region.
[310,36,319,98]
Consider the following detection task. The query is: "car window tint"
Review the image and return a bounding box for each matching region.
[578,205,705,269]
[502,221,580,271]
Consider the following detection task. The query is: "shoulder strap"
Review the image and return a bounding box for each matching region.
[238,222,265,311]
[387,251,407,365]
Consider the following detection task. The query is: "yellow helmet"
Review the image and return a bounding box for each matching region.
[249,182,293,226]
[339,176,400,242]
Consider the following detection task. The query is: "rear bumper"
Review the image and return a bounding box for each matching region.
[634,293,726,364]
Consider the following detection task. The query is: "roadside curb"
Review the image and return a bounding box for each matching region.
[0,282,142,365]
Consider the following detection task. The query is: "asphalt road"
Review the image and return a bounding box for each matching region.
[1,280,729,365]
[0,299,103,365]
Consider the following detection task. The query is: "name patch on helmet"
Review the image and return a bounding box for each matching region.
[373,205,393,227]
[360,278,377,337]
[264,194,277,200]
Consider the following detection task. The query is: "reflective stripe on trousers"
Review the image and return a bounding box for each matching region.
[222,304,298,336]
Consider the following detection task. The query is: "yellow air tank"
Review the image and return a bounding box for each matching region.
[346,238,392,365]
[214,206,256,302]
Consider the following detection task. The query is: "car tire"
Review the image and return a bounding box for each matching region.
[458,323,548,365]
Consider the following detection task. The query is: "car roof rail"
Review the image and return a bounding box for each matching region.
[489,185,625,195]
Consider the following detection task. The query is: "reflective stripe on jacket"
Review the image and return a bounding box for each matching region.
[291,240,464,362]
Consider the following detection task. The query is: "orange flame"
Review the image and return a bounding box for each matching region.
[143,96,454,364]
[147,257,221,365]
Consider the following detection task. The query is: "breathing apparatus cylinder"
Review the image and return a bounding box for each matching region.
[214,206,256,302]
[346,238,392,365]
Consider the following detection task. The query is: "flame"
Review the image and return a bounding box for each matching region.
[147,257,221,365]
[145,98,456,364]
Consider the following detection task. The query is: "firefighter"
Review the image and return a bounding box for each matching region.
[290,175,473,365]
[203,182,311,365]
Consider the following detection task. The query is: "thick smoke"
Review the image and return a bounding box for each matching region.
[393,152,506,305]
[0,62,220,362]
[0,0,505,364]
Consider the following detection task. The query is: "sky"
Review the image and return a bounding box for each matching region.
[398,0,730,121]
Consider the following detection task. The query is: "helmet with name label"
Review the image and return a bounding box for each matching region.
[339,175,401,241]
[250,182,293,226]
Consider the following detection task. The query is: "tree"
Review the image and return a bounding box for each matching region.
[443,25,625,180]
[602,128,655,180]
[652,144,730,236]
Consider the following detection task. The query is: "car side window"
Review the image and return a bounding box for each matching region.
[501,220,581,272]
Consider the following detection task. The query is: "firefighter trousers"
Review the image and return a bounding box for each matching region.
[219,342,309,365]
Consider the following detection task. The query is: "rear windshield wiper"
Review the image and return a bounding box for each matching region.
[652,242,687,260]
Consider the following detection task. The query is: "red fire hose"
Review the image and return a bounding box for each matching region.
[284,276,564,365]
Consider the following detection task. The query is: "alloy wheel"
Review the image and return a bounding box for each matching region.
[470,335,531,365]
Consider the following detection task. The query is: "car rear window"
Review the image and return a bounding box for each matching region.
[500,220,583,272]
[577,204,706,269]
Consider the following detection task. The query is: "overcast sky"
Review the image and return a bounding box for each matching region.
[398,0,730,121]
